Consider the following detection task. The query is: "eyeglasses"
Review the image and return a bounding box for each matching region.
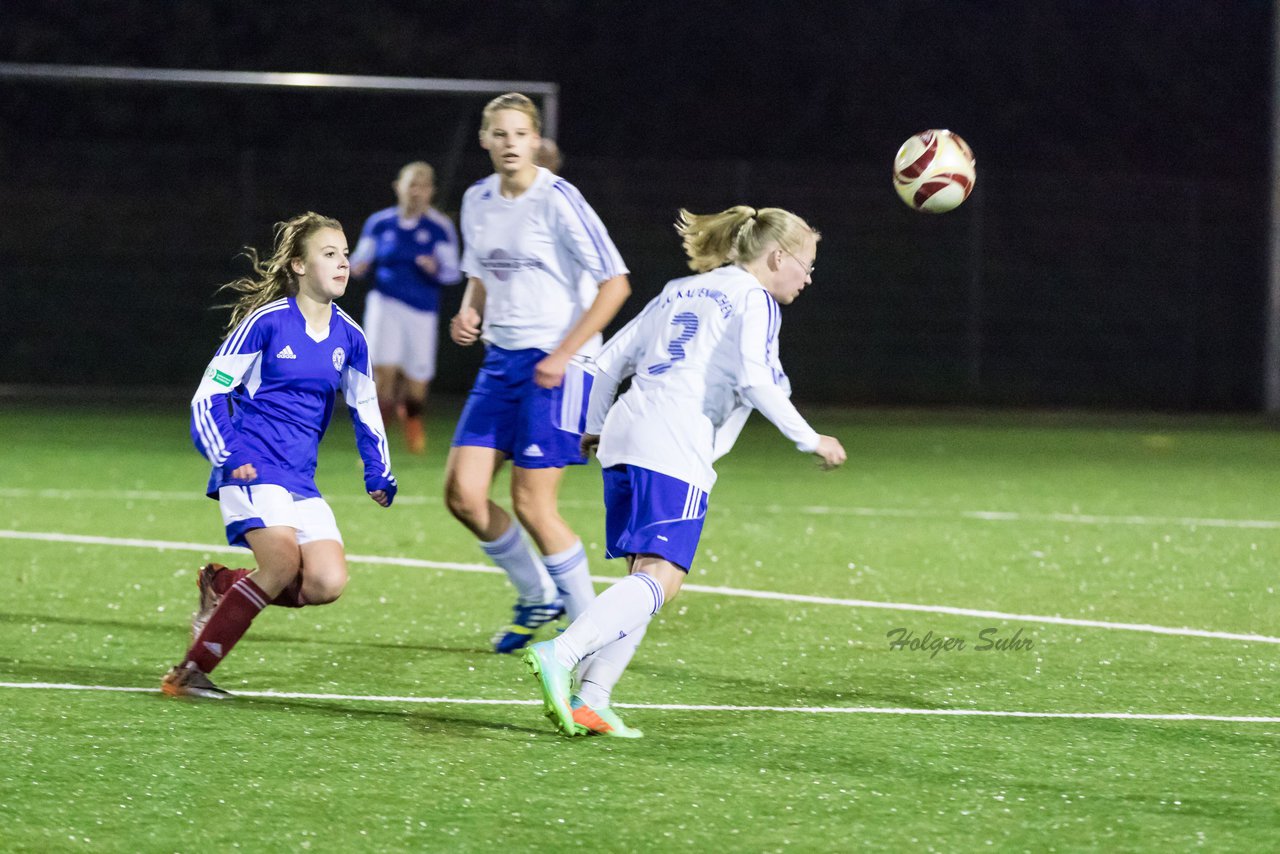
[782,248,815,277]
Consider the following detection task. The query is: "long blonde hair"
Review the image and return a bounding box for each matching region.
[675,206,819,273]
[219,212,342,331]
[479,92,542,135]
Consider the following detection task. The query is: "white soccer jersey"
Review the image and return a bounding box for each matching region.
[459,167,627,357]
[587,265,820,493]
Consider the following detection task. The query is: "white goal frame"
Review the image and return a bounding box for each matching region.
[0,62,559,138]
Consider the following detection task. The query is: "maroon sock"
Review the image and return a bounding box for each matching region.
[211,567,252,595]
[270,576,307,608]
[184,577,269,673]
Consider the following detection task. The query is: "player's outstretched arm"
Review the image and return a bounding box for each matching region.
[812,435,847,471]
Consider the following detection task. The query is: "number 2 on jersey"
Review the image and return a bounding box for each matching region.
[647,312,700,375]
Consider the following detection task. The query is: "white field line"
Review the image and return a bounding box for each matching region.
[4,486,1280,530]
[3,528,1278,646]
[1,682,1276,724]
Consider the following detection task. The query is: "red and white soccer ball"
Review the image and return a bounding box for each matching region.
[892,130,976,213]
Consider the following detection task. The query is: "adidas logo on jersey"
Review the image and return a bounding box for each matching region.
[276,345,297,359]
[523,444,544,458]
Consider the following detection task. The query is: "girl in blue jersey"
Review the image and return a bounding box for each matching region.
[523,205,846,737]
[446,93,631,653]
[351,161,462,455]
[162,212,398,698]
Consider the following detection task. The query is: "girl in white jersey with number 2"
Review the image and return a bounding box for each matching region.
[524,205,846,737]
[447,93,631,654]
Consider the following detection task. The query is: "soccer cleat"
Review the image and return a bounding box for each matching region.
[491,599,565,654]
[571,696,643,738]
[161,661,230,699]
[191,563,227,641]
[523,641,576,736]
[404,416,426,455]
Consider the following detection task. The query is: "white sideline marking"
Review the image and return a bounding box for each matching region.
[1,682,1276,724]
[4,486,1280,530]
[3,528,1278,645]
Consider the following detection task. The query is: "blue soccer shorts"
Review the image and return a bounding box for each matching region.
[452,345,593,469]
[602,464,709,572]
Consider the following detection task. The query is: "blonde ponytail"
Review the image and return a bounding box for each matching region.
[675,206,818,273]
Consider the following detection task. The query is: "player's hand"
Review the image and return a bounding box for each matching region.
[813,436,846,471]
[534,352,569,389]
[351,261,370,279]
[580,433,600,458]
[415,255,439,275]
[366,474,397,507]
[230,463,258,481]
[450,307,482,346]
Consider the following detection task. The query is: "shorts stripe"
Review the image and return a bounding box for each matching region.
[682,485,705,520]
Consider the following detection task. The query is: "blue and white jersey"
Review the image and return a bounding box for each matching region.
[460,167,627,357]
[586,266,819,492]
[190,297,393,499]
[351,206,462,312]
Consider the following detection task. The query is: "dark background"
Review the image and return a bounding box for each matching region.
[0,1,1270,409]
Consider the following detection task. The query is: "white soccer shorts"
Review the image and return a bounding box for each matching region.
[218,484,343,546]
[363,290,439,383]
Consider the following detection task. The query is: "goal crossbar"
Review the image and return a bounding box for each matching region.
[0,62,560,136]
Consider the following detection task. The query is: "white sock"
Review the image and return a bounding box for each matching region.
[577,622,648,708]
[542,540,595,620]
[553,572,664,669]
[479,523,556,606]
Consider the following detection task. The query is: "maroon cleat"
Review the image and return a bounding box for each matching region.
[191,563,227,640]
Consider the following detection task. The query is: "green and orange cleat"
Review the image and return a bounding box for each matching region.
[522,640,576,736]
[571,696,643,738]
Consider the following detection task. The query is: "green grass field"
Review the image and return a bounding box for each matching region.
[1,401,1276,852]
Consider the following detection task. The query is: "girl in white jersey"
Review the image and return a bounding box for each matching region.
[162,212,397,699]
[446,93,631,653]
[523,205,846,737]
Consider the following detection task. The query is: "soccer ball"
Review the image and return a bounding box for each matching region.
[892,130,976,213]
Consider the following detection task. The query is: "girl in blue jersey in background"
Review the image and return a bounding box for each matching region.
[523,205,846,737]
[351,161,462,455]
[162,212,398,698]
[446,93,631,653]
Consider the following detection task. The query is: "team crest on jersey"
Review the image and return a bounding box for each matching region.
[416,229,430,243]
[332,348,345,371]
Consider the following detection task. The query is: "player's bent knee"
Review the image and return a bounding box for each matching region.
[306,574,348,605]
[444,482,487,523]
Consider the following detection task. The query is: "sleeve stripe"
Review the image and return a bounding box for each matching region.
[191,399,216,461]
[217,300,287,357]
[334,305,365,334]
[193,398,229,464]
[552,181,617,280]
